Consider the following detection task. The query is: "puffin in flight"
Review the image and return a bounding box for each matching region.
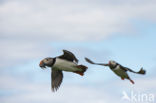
[39,50,87,92]
[85,58,146,84]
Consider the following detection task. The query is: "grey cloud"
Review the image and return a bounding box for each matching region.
[0,0,156,68]
[1,0,156,41]
[0,74,120,103]
[0,73,156,103]
[0,40,52,68]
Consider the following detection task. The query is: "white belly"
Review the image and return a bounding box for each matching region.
[112,65,128,78]
[52,58,80,72]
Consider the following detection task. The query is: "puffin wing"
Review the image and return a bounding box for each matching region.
[85,57,108,66]
[120,65,146,75]
[58,50,78,63]
[51,69,63,92]
[119,65,128,72]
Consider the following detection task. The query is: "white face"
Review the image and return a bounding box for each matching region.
[43,58,53,65]
[39,57,54,69]
[109,60,117,66]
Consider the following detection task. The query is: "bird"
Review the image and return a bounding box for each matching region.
[39,50,88,92]
[85,58,146,84]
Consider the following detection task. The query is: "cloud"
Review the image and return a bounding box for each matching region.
[1,0,156,68]
[0,72,155,103]
[0,74,115,103]
[0,0,156,41]
[0,39,52,68]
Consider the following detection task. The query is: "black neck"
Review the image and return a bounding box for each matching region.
[51,58,56,66]
[47,58,56,67]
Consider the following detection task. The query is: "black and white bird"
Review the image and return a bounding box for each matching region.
[39,50,88,92]
[85,58,146,84]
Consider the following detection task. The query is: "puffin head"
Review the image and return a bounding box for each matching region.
[39,57,54,69]
[109,60,117,67]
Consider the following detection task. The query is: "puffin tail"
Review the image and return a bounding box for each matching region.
[74,65,88,76]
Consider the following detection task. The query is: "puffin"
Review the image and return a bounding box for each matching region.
[85,58,146,84]
[39,50,88,92]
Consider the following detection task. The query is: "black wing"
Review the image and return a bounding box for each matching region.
[120,65,146,75]
[51,69,63,92]
[58,50,78,63]
[119,65,128,72]
[85,57,109,66]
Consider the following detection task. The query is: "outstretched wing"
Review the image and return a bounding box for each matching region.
[120,65,146,75]
[58,50,78,63]
[85,57,109,66]
[118,65,128,72]
[51,69,63,92]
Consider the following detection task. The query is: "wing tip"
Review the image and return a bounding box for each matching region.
[138,68,146,75]
[85,57,94,64]
[62,49,79,63]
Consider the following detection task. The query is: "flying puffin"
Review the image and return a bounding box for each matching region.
[39,50,88,92]
[85,58,146,84]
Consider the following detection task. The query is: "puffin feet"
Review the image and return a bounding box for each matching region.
[130,79,135,84]
[121,77,125,80]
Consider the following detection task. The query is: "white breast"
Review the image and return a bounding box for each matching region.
[53,58,78,72]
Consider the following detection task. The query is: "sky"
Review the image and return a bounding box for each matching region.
[0,0,156,103]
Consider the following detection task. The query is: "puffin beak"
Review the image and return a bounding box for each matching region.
[39,60,46,69]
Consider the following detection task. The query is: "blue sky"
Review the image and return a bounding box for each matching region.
[0,0,156,103]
